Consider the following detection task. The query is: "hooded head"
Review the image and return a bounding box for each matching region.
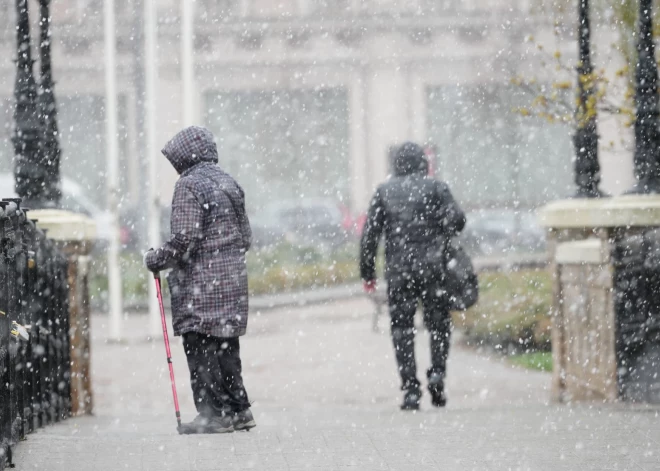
[392,141,429,177]
[162,126,219,174]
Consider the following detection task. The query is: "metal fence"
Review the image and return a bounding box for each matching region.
[0,198,71,469]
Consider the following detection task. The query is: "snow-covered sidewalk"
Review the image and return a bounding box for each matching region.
[14,298,660,471]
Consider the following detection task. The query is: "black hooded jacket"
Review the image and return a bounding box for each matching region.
[359,142,466,281]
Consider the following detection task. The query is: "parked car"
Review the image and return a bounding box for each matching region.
[159,209,293,250]
[459,208,546,257]
[249,219,286,249]
[0,172,126,247]
[157,198,350,250]
[252,198,349,250]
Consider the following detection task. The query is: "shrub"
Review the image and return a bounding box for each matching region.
[452,269,553,353]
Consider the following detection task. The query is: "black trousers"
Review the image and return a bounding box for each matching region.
[387,270,452,391]
[182,333,251,417]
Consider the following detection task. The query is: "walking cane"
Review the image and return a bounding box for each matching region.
[153,272,183,432]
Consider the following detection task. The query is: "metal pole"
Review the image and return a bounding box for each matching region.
[38,0,62,206]
[13,0,44,207]
[145,0,161,338]
[629,0,660,194]
[104,0,123,340]
[182,0,195,126]
[132,0,148,246]
[573,0,603,198]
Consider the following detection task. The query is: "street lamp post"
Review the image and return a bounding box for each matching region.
[37,0,62,206]
[629,0,660,194]
[573,0,604,198]
[13,0,61,209]
[145,0,161,338]
[13,0,48,208]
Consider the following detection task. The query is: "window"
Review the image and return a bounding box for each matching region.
[311,0,351,15]
[205,88,350,214]
[426,84,573,209]
[198,0,237,22]
[420,0,461,14]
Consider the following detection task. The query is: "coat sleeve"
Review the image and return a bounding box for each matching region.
[235,187,252,251]
[145,179,204,272]
[359,188,386,281]
[437,182,466,235]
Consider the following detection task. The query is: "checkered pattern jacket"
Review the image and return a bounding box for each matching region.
[145,126,252,337]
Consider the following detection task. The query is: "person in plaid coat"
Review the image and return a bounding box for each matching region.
[144,126,255,434]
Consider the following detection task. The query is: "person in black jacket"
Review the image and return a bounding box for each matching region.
[360,142,466,410]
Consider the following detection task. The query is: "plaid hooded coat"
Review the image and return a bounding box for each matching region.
[145,126,252,337]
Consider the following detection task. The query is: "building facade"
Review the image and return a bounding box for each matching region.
[0,0,633,220]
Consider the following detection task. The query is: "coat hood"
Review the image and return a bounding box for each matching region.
[162,126,219,174]
[393,142,428,177]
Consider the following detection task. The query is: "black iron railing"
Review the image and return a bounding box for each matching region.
[0,198,70,469]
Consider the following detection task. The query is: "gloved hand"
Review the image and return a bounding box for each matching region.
[363,279,377,294]
[143,248,158,272]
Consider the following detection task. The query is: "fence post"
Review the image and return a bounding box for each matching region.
[29,210,96,416]
[0,198,73,467]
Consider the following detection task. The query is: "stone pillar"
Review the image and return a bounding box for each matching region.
[540,195,660,404]
[545,228,565,402]
[28,210,96,416]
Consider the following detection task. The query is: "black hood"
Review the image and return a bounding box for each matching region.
[161,126,219,175]
[393,142,428,177]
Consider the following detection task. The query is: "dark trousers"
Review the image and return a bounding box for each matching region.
[182,333,250,417]
[387,270,452,391]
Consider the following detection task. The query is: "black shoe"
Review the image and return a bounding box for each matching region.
[178,414,234,434]
[178,414,211,434]
[400,389,421,411]
[233,409,257,431]
[205,415,235,433]
[428,383,447,408]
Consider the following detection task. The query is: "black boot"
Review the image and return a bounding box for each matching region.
[178,414,235,434]
[178,414,211,434]
[428,373,446,408]
[401,388,421,411]
[233,409,257,431]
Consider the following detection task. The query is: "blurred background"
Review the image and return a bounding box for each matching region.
[0,0,634,314]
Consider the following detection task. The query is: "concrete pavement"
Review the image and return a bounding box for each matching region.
[13,298,660,471]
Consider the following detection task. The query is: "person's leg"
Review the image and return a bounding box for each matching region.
[216,337,251,412]
[421,277,452,407]
[183,332,214,418]
[180,333,234,433]
[216,337,255,430]
[388,272,422,409]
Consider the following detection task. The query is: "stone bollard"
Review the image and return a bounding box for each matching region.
[29,210,96,416]
[539,195,660,404]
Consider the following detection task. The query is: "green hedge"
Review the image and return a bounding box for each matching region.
[452,270,553,353]
[89,242,363,306]
[510,352,553,372]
